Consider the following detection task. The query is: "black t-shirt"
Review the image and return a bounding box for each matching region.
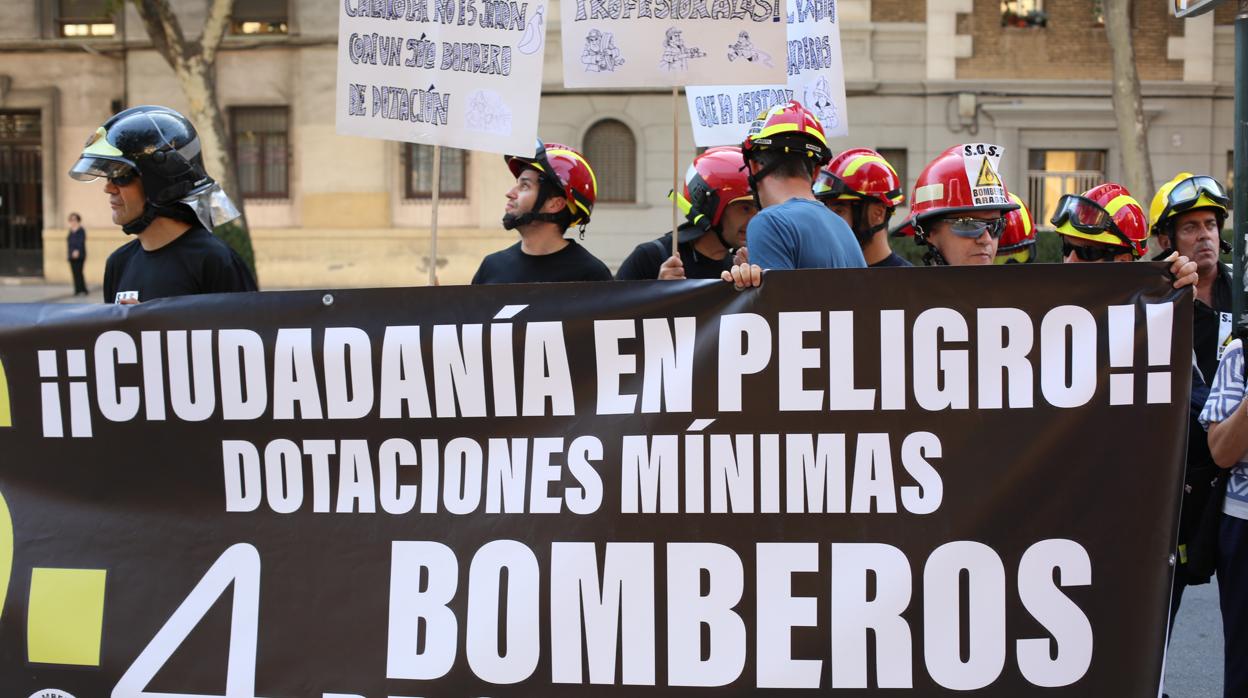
[1194,263,1233,381]
[615,229,731,280]
[471,240,612,284]
[102,226,258,303]
[1176,263,1233,551]
[870,251,912,268]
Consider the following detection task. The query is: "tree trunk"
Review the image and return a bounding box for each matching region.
[1105,0,1155,207]
[130,0,256,276]
[175,57,255,274]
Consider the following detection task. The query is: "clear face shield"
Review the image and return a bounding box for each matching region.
[182,182,241,231]
[68,156,135,183]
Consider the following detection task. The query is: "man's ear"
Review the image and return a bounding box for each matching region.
[1158,232,1172,250]
[869,202,887,227]
[541,195,569,215]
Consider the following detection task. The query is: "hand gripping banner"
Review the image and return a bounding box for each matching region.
[0,262,1190,696]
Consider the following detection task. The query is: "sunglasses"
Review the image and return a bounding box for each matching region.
[107,170,138,187]
[1062,240,1127,262]
[939,216,1005,239]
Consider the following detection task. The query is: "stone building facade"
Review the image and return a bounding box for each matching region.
[0,0,1235,287]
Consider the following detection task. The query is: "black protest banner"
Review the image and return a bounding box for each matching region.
[0,263,1190,697]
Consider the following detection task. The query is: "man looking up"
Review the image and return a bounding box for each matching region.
[472,139,612,284]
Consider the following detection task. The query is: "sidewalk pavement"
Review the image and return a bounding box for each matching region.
[0,278,90,304]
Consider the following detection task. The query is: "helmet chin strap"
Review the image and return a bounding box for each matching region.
[846,200,891,245]
[121,201,196,235]
[502,176,568,230]
[745,156,783,209]
[913,222,948,266]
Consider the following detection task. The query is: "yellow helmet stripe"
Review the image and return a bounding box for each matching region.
[668,189,694,216]
[1016,200,1033,233]
[546,148,596,214]
[1055,223,1129,249]
[756,122,829,147]
[842,155,897,179]
[1102,194,1140,217]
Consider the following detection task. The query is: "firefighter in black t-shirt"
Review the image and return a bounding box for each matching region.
[69,105,256,304]
[616,146,757,281]
[1147,172,1235,634]
[472,140,612,284]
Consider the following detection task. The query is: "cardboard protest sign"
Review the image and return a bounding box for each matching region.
[561,0,788,88]
[687,0,849,147]
[336,0,547,155]
[0,263,1190,695]
[686,84,794,147]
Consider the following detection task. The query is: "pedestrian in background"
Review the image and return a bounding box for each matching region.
[66,212,87,296]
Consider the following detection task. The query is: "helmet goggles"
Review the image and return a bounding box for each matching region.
[1051,194,1122,236]
[813,169,853,198]
[1158,175,1229,222]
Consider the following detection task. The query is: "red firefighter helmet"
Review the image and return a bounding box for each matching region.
[892,144,1018,237]
[675,146,753,232]
[740,100,832,169]
[505,139,597,227]
[995,192,1037,264]
[1051,182,1148,258]
[813,148,905,209]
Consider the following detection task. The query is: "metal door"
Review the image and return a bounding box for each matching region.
[0,112,43,276]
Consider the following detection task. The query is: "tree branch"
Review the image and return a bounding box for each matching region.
[131,0,187,69]
[201,0,236,65]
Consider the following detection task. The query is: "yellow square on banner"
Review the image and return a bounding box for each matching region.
[27,567,107,666]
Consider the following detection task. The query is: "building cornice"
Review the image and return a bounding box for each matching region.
[0,35,337,54]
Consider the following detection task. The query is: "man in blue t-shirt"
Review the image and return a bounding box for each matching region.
[722,101,864,289]
[1200,336,1248,697]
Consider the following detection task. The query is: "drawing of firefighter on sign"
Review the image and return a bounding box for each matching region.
[658,27,705,71]
[726,30,773,67]
[581,28,625,72]
[803,75,839,130]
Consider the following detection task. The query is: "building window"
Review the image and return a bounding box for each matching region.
[230,0,289,35]
[405,144,467,199]
[1026,150,1106,228]
[583,119,637,203]
[1001,0,1046,28]
[231,107,289,199]
[57,0,115,37]
[876,148,908,199]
